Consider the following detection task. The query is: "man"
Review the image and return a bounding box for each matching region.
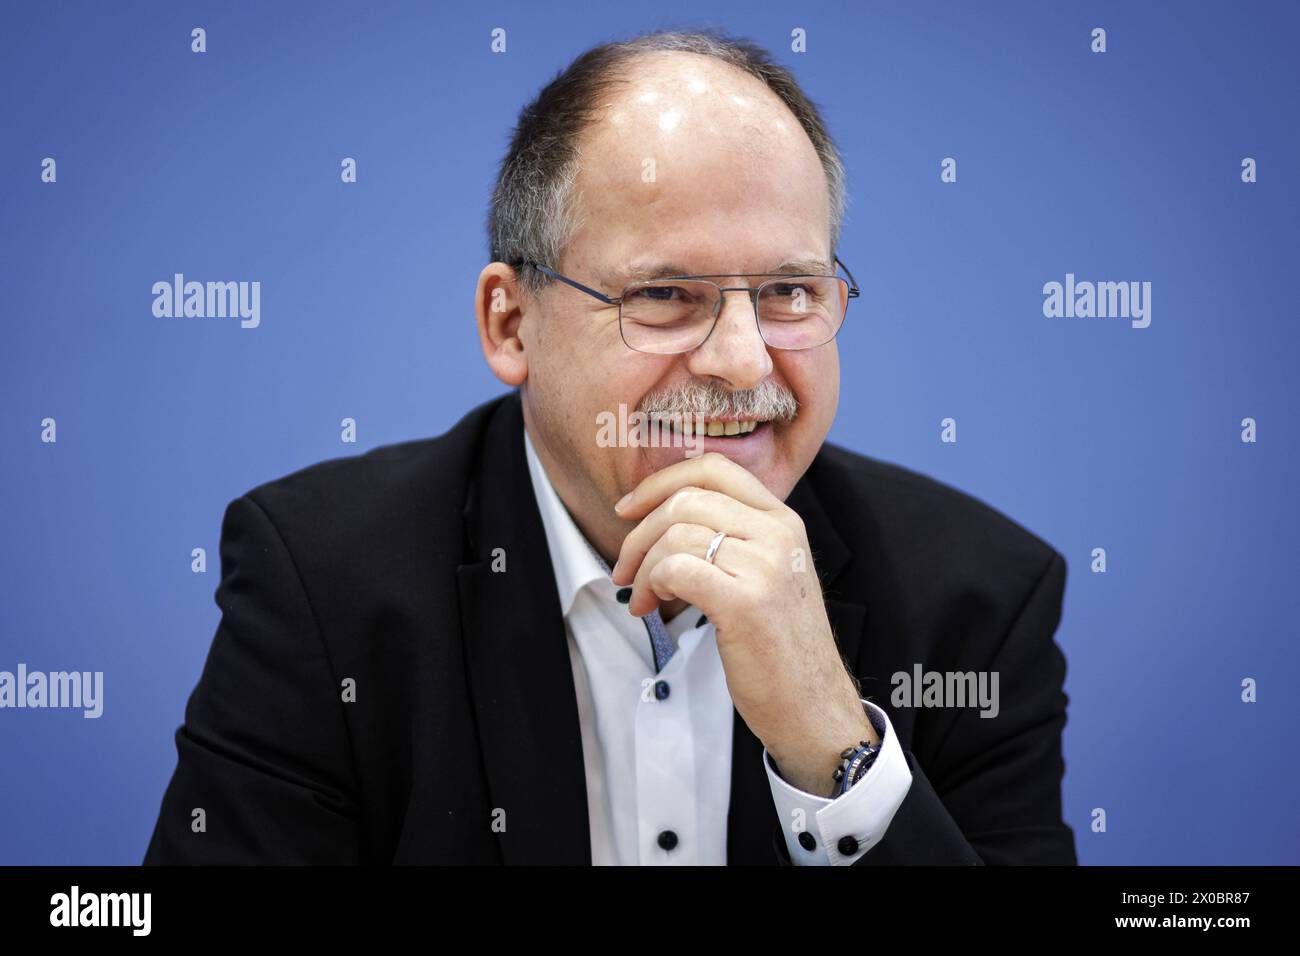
[144,30,1075,865]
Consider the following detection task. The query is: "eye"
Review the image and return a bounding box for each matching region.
[627,285,686,302]
[770,282,813,297]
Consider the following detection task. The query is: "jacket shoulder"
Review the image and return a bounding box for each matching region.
[232,393,506,561]
[809,441,1063,598]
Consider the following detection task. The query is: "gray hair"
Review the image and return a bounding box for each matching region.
[487,28,847,299]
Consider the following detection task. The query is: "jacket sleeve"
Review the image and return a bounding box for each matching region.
[773,550,1076,866]
[143,494,362,864]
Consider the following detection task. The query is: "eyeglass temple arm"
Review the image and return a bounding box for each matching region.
[834,255,861,298]
[518,261,621,304]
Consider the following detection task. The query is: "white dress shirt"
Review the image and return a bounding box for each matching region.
[523,427,912,865]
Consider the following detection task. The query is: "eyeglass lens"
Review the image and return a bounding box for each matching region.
[619,277,848,354]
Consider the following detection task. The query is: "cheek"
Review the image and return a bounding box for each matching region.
[580,361,665,490]
[785,351,838,418]
[782,354,839,462]
[813,351,840,411]
[815,352,840,423]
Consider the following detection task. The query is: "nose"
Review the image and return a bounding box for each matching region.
[684,287,773,390]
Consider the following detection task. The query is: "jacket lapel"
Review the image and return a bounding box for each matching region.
[457,392,592,865]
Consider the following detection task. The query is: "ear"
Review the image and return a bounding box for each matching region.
[475,262,529,387]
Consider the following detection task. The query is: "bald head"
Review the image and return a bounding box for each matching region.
[487,31,846,296]
[568,51,832,291]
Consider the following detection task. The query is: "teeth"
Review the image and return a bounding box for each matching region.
[658,418,762,437]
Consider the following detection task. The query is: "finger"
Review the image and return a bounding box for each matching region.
[611,486,767,585]
[626,522,753,617]
[643,552,735,620]
[614,451,782,520]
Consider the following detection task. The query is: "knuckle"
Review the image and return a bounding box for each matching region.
[666,522,693,548]
[780,503,805,530]
[667,485,702,516]
[759,547,784,578]
[650,552,685,586]
[664,490,687,520]
[740,575,767,605]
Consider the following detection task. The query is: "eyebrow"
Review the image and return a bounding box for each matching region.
[612,259,832,285]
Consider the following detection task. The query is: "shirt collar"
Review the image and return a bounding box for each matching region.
[523,425,614,618]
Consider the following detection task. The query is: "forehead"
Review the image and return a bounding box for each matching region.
[568,52,832,278]
[616,258,832,284]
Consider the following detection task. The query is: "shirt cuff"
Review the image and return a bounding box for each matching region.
[762,699,913,865]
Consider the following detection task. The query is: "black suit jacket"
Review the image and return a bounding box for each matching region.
[144,389,1076,865]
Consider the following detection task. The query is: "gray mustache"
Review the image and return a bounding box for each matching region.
[638,380,799,422]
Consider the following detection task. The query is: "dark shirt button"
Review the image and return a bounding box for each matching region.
[654,680,670,701]
[798,831,818,852]
[658,830,678,851]
[616,587,633,604]
[837,835,860,856]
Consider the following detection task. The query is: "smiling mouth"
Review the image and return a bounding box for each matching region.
[654,416,772,439]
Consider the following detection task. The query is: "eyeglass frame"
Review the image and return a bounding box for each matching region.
[513,256,860,354]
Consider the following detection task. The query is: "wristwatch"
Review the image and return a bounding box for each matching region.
[831,737,882,798]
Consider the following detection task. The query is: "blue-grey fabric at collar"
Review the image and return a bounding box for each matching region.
[582,538,677,673]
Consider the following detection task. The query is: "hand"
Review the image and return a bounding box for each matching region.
[610,452,876,797]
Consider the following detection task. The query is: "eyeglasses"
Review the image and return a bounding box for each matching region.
[516,257,860,355]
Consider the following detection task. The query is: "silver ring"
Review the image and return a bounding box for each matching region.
[704,530,727,565]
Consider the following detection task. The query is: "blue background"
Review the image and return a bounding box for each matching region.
[1,0,1295,864]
